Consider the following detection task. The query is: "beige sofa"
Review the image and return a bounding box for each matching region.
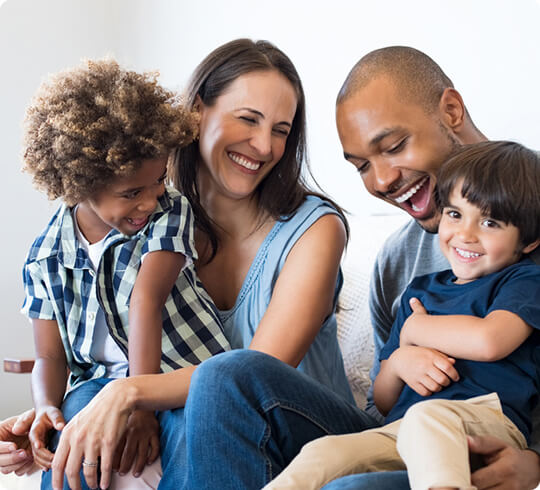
[0,214,407,490]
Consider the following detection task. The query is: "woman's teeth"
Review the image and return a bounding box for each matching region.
[394,176,429,204]
[228,152,261,170]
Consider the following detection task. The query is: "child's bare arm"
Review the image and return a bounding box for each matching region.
[121,249,185,476]
[373,346,459,415]
[128,250,185,375]
[401,298,533,362]
[29,319,68,469]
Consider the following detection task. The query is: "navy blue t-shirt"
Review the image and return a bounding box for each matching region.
[380,257,540,441]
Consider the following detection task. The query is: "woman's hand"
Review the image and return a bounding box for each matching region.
[51,378,136,490]
[0,409,36,476]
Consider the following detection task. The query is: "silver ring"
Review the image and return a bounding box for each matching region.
[82,460,98,468]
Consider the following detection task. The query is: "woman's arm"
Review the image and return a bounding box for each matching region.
[401,298,533,362]
[249,213,346,367]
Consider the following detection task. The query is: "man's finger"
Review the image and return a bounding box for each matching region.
[467,434,507,455]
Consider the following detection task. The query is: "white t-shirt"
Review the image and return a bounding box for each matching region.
[73,208,128,378]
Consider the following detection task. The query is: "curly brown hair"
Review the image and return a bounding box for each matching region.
[23,59,198,206]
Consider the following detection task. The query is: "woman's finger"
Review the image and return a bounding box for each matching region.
[81,447,100,490]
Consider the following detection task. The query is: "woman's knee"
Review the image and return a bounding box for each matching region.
[192,349,283,391]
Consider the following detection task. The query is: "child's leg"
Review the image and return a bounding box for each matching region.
[264,420,405,490]
[397,394,527,490]
[41,378,115,490]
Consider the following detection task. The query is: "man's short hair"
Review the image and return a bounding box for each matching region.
[337,46,454,114]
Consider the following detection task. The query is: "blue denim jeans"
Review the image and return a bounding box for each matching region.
[41,377,116,490]
[322,472,410,489]
[177,350,379,490]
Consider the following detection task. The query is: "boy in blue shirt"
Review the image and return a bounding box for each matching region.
[265,141,540,490]
[20,59,230,489]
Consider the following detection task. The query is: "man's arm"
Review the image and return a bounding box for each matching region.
[400,298,533,362]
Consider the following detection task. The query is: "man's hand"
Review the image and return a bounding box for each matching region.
[469,435,540,490]
[112,410,160,477]
[29,406,65,471]
[390,345,459,396]
[0,409,36,475]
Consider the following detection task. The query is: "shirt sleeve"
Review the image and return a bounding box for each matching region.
[20,260,56,320]
[488,263,540,331]
[142,193,197,266]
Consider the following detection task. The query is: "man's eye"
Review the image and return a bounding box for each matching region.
[122,191,139,199]
[446,209,460,219]
[356,161,370,174]
[387,138,407,154]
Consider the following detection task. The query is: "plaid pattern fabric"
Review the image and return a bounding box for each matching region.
[22,186,230,390]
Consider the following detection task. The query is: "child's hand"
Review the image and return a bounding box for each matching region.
[28,406,65,471]
[112,410,160,477]
[400,297,429,346]
[390,345,460,396]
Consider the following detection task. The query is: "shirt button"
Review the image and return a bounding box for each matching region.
[88,312,96,321]
[89,270,95,277]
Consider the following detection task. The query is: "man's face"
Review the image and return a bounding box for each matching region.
[336,77,461,233]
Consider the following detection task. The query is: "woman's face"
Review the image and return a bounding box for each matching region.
[196,70,298,201]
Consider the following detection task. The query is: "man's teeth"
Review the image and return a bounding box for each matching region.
[228,152,261,170]
[455,247,481,258]
[394,176,429,204]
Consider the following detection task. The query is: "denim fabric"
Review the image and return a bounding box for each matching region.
[322,471,410,489]
[41,377,115,490]
[182,350,379,490]
[157,408,187,490]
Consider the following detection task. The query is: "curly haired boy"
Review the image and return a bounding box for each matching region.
[21,59,230,489]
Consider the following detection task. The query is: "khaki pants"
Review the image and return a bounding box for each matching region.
[263,394,527,490]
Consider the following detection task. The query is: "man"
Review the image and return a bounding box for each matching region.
[327,45,540,489]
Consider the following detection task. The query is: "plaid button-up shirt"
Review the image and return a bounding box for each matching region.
[22,186,230,390]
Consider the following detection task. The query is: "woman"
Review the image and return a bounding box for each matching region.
[2,39,361,490]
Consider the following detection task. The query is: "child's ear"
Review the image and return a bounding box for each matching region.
[522,239,540,255]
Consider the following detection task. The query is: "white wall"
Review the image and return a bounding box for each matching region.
[1,0,539,418]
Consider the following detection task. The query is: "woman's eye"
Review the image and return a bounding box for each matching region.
[273,127,289,136]
[240,116,256,124]
[446,209,460,219]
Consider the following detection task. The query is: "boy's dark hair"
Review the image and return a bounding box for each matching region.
[23,59,198,206]
[437,140,540,246]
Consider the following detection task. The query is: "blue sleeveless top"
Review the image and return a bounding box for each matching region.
[218,196,354,403]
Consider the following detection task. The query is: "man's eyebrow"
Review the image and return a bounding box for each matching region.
[369,127,405,147]
[343,126,407,161]
[237,107,292,127]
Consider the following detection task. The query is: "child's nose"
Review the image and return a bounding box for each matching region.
[457,224,478,242]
